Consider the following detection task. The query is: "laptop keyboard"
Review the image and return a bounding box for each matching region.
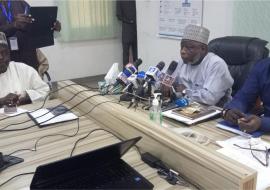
[43,160,143,189]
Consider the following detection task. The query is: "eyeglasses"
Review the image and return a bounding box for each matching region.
[233,144,270,167]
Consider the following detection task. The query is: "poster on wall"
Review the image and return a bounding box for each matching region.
[158,0,203,39]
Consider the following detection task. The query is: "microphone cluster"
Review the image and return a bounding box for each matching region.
[105,58,185,110]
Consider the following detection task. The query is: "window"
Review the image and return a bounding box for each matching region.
[57,0,118,42]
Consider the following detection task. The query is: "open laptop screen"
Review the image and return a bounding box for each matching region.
[30,136,150,189]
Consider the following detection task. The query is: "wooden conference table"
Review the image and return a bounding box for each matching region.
[0,80,269,190]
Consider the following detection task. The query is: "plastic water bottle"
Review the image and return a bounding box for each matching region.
[149,93,162,126]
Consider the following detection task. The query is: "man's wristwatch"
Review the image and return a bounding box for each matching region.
[222,109,230,118]
[182,89,186,96]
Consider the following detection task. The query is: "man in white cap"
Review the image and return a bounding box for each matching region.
[0,32,49,108]
[173,24,233,106]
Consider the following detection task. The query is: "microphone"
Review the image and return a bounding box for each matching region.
[115,59,142,95]
[143,61,165,88]
[122,73,138,92]
[161,61,188,106]
[137,71,146,85]
[116,58,142,86]
[122,71,146,93]
[161,61,178,87]
[134,71,147,98]
[116,72,130,86]
[113,63,138,88]
[133,58,143,69]
[159,61,178,104]
[166,61,178,75]
[120,71,146,101]
[128,74,139,88]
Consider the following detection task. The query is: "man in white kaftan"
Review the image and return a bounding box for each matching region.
[173,25,233,107]
[0,32,49,108]
[175,52,233,106]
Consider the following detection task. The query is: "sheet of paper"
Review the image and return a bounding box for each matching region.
[217,136,270,190]
[0,108,28,116]
[29,108,78,126]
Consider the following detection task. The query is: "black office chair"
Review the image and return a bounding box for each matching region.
[208,36,269,96]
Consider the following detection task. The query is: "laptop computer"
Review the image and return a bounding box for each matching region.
[29,6,58,48]
[30,137,154,189]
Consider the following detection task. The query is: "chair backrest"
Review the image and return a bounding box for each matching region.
[36,49,52,89]
[208,36,269,96]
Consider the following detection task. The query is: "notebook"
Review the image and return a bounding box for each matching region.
[29,6,58,48]
[216,120,264,138]
[30,137,154,190]
[27,105,78,128]
[163,102,221,125]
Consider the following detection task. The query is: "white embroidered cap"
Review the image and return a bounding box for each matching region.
[182,24,210,45]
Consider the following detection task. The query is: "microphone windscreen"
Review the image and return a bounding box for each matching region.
[166,61,178,75]
[137,71,146,79]
[156,61,165,71]
[123,64,137,77]
[134,58,143,68]
[116,72,129,86]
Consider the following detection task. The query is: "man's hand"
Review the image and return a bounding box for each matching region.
[18,93,31,106]
[223,109,246,125]
[160,84,172,99]
[238,115,261,133]
[52,20,61,31]
[2,93,20,106]
[175,84,186,93]
[13,14,33,30]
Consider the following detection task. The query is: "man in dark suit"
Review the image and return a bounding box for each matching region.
[223,58,270,133]
[0,0,60,70]
[116,0,137,67]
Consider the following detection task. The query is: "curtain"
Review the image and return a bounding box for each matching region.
[57,0,118,42]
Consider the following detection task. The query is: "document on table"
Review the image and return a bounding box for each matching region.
[216,120,264,138]
[28,105,78,127]
[217,136,270,190]
[0,108,28,116]
[163,103,221,125]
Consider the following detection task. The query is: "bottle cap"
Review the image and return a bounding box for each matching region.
[152,93,161,106]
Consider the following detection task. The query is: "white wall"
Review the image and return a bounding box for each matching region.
[28,0,235,81]
[28,0,122,81]
[137,0,234,71]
